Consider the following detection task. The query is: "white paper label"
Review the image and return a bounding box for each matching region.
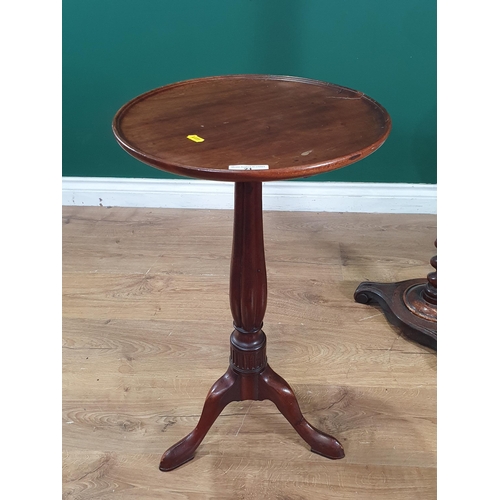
[228,165,269,170]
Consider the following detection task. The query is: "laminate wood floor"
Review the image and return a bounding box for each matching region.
[62,207,437,500]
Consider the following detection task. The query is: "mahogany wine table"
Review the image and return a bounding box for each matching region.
[112,75,391,471]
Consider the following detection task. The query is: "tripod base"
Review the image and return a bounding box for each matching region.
[159,361,344,471]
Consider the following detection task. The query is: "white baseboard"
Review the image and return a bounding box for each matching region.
[62,177,436,214]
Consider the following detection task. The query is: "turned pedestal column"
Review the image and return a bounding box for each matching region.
[159,182,345,471]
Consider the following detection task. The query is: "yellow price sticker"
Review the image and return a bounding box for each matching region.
[187,134,205,143]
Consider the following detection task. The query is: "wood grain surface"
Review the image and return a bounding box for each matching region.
[63,207,436,499]
[112,75,391,181]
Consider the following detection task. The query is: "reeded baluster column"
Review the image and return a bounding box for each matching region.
[229,182,268,384]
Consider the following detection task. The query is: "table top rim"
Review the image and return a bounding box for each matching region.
[112,74,391,182]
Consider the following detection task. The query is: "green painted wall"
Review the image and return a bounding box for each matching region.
[63,0,436,183]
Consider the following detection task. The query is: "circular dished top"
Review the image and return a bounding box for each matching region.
[112,75,391,182]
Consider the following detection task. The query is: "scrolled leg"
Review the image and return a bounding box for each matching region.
[354,239,437,350]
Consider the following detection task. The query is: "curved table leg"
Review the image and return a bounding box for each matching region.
[354,240,437,351]
[159,368,239,471]
[259,365,345,459]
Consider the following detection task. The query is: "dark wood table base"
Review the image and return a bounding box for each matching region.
[159,332,345,471]
[159,182,344,471]
[353,243,437,351]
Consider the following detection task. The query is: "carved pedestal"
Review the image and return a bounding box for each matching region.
[159,182,344,471]
[354,241,437,350]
